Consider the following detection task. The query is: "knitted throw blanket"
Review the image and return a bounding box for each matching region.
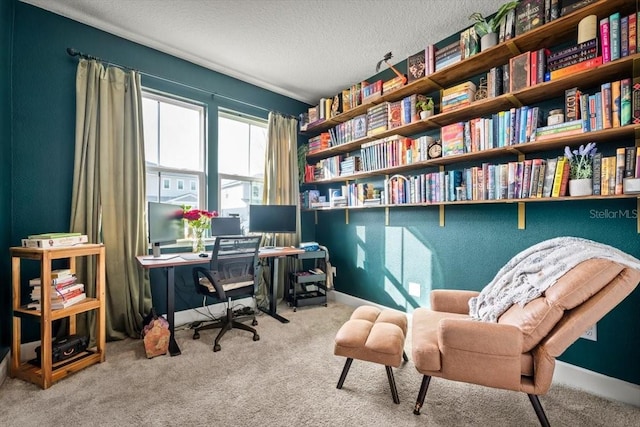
[468,236,640,322]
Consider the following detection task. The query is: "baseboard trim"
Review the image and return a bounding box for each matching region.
[331,290,640,407]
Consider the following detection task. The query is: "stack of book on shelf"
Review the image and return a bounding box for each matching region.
[27,268,86,310]
[595,147,640,196]
[21,232,88,248]
[308,132,331,154]
[361,80,382,104]
[546,38,598,74]
[312,156,341,181]
[329,188,347,207]
[301,190,320,209]
[434,40,462,71]
[366,103,389,136]
[340,155,361,176]
[441,81,476,113]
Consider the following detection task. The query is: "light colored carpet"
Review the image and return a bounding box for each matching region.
[0,301,638,426]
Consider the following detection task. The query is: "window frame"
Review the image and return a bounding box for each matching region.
[142,90,208,211]
[217,109,267,212]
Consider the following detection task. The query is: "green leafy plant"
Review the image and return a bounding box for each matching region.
[469,1,519,38]
[416,97,434,111]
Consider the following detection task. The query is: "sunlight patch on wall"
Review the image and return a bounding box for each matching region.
[384,226,433,309]
[356,225,366,269]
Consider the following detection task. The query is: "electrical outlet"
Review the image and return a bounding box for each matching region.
[580,324,597,341]
[408,282,421,297]
[331,266,337,277]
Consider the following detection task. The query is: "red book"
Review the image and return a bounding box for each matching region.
[548,56,602,80]
[530,50,538,85]
[599,17,611,63]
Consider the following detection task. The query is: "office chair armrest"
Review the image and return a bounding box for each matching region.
[192,266,226,299]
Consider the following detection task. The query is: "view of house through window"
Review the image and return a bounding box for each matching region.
[218,110,267,234]
[142,91,206,216]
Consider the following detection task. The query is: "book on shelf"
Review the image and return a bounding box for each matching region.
[27,292,87,310]
[600,17,611,63]
[633,73,640,124]
[592,152,602,195]
[407,50,426,83]
[31,283,85,301]
[27,232,82,239]
[560,0,598,17]
[548,56,602,80]
[510,51,531,92]
[29,274,77,287]
[609,12,620,62]
[542,157,558,198]
[515,0,545,36]
[629,13,637,55]
[21,234,89,248]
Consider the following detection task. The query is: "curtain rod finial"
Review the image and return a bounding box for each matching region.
[67,47,79,57]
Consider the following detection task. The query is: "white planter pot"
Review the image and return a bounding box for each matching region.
[480,32,498,51]
[569,178,593,196]
[419,110,433,120]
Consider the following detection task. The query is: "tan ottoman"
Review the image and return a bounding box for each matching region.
[334,305,408,403]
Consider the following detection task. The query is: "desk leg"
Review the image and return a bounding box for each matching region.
[166,266,181,356]
[259,256,289,324]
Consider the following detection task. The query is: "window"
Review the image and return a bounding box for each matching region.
[218,110,267,232]
[143,91,206,212]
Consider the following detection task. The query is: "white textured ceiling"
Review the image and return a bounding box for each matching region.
[21,0,507,104]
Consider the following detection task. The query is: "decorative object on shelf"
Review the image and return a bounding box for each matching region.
[183,207,217,253]
[564,142,597,196]
[474,77,488,100]
[469,1,519,51]
[416,97,434,119]
[375,52,408,92]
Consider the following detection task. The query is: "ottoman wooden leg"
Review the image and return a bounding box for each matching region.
[337,357,353,389]
[403,351,409,362]
[385,365,400,404]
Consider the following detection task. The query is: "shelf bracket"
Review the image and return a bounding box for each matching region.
[385,206,389,226]
[345,208,349,225]
[637,197,640,234]
[439,205,445,227]
[314,210,318,225]
[505,93,523,108]
[505,40,522,56]
[518,202,526,230]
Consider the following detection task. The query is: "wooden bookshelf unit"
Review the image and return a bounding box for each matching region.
[10,244,106,389]
[302,0,640,232]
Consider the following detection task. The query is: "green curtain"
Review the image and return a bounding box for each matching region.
[70,59,150,341]
[262,112,301,300]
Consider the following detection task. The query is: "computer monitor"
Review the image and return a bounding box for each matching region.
[248,204,297,234]
[210,216,242,236]
[147,201,184,259]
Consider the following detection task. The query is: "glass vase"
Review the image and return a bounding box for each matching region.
[192,227,205,253]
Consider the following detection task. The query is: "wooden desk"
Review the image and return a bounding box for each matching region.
[136,254,209,356]
[135,247,304,355]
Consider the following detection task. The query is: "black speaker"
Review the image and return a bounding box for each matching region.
[35,334,89,364]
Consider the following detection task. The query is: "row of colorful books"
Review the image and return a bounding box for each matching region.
[600,11,638,64]
[27,268,87,310]
[378,149,638,206]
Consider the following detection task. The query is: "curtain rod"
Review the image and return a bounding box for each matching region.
[66,47,288,116]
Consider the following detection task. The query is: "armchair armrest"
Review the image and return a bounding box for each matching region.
[430,289,479,314]
[438,318,522,356]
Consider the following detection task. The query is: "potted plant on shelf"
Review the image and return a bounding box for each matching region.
[564,142,597,196]
[416,97,435,119]
[469,1,519,51]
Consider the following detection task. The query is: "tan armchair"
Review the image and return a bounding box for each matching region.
[411,258,640,426]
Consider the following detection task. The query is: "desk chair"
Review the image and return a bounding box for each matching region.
[192,235,262,352]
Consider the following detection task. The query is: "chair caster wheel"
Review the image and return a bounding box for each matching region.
[252,319,258,326]
[293,307,297,312]
[213,344,221,352]
[193,331,200,340]
[253,334,260,341]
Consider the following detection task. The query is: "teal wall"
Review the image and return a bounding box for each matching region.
[0,0,13,360]
[314,184,640,384]
[7,3,308,342]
